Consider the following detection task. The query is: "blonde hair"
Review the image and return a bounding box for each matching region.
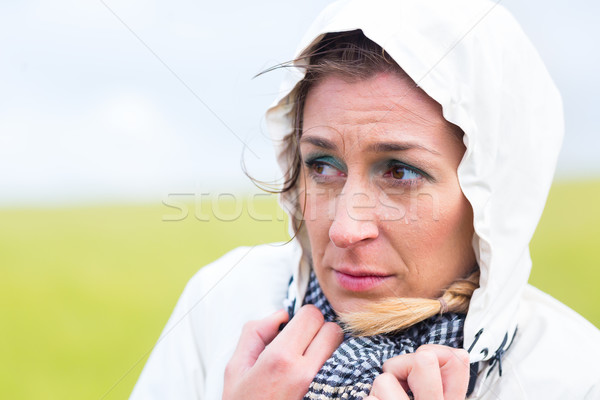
[338,269,480,336]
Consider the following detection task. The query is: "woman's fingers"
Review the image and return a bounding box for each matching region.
[369,372,411,400]
[303,321,344,368]
[382,344,470,400]
[226,309,289,377]
[268,304,327,355]
[423,344,470,399]
[266,305,343,380]
[224,305,344,400]
[384,350,444,399]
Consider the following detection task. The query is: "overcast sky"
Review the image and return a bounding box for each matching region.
[1,0,598,206]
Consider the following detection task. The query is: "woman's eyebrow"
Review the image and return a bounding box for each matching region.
[299,135,440,155]
[299,135,337,150]
[367,141,440,155]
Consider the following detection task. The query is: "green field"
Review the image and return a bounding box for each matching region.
[1,181,599,399]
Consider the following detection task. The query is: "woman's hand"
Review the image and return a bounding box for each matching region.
[365,344,470,400]
[222,305,344,400]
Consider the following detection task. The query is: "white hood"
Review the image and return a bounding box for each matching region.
[265,0,563,363]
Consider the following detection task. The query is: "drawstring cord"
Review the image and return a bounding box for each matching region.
[466,326,517,397]
[487,333,508,377]
[486,327,518,378]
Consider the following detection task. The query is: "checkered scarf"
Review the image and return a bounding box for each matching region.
[289,271,466,400]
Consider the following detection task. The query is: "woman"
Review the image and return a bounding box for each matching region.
[131,0,600,399]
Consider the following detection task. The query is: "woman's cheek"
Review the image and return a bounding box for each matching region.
[384,187,458,250]
[302,190,334,245]
[300,185,333,222]
[376,192,410,222]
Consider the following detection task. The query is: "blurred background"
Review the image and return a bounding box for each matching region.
[1,1,598,398]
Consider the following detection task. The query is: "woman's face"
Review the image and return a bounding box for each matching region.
[297,72,476,314]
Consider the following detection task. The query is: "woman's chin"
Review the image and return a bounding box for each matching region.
[329,293,384,316]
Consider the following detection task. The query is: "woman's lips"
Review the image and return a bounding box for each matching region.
[334,269,393,292]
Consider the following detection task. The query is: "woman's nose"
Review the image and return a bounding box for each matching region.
[328,189,379,248]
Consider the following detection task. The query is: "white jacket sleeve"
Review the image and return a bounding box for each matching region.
[129,276,207,400]
[129,243,300,400]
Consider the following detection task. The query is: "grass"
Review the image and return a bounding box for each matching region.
[1,181,598,399]
[0,196,290,400]
[528,179,600,326]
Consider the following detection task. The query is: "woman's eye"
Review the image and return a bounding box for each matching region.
[304,155,346,178]
[385,163,422,183]
[310,161,341,176]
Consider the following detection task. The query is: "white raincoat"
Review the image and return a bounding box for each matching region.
[131,0,600,398]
